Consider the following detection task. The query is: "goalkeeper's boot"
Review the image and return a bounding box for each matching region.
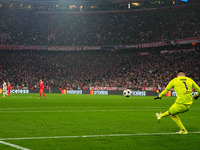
[176,129,188,134]
[156,112,162,122]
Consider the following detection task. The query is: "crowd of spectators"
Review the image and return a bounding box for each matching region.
[0,4,200,46]
[0,50,200,89]
[1,3,200,90]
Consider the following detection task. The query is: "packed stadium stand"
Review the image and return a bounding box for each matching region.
[1,50,200,89]
[0,3,200,46]
[0,0,200,90]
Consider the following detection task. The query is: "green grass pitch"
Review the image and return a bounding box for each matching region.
[0,94,200,150]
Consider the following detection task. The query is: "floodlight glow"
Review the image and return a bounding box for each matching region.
[180,0,188,2]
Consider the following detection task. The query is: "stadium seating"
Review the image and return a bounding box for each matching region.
[0,4,200,46]
[0,50,199,89]
[0,4,200,89]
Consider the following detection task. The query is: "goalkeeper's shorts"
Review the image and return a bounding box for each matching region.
[169,103,192,115]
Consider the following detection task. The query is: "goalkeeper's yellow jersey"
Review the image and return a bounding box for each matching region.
[160,76,200,105]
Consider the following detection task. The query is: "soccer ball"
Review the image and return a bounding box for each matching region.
[123,89,132,97]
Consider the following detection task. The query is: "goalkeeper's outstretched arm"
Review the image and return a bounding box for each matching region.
[156,80,174,99]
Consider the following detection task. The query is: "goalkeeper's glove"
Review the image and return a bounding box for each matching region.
[194,95,199,100]
[154,96,161,100]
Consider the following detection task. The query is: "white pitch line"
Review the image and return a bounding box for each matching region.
[0,109,200,113]
[0,109,173,113]
[0,106,199,111]
[1,132,200,141]
[0,141,31,150]
[0,106,169,110]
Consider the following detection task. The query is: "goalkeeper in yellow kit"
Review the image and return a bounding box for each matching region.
[154,70,200,134]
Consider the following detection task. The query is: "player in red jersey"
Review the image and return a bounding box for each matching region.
[38,79,47,99]
[7,82,11,96]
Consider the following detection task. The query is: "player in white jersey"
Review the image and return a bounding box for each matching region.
[2,80,7,98]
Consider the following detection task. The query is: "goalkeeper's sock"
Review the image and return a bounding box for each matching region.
[39,93,41,98]
[161,111,170,118]
[170,115,186,131]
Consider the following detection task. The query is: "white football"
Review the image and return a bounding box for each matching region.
[123,89,132,97]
